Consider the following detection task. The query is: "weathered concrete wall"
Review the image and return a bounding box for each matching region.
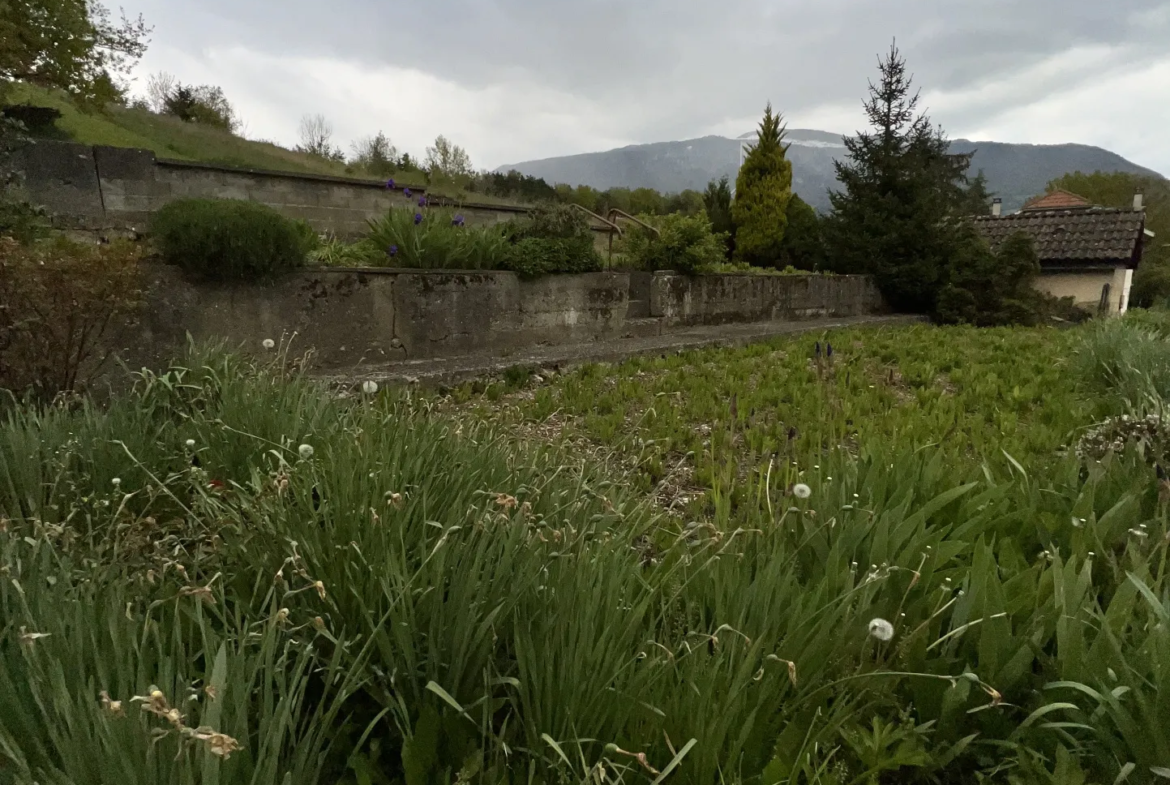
[15,141,533,238]
[650,273,885,324]
[118,267,886,373]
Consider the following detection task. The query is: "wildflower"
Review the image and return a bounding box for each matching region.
[100,690,124,716]
[386,491,403,508]
[262,338,276,350]
[387,245,398,258]
[452,214,465,227]
[186,727,241,758]
[313,616,326,631]
[314,580,326,600]
[414,212,423,225]
[111,477,122,488]
[418,196,427,207]
[793,483,812,500]
[298,444,315,460]
[385,178,395,190]
[827,343,834,358]
[495,493,519,510]
[403,187,412,197]
[868,618,895,641]
[361,380,379,395]
[185,439,196,449]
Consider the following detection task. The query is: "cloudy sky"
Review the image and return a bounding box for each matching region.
[124,0,1170,174]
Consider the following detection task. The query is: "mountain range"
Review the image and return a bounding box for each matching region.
[498,129,1165,213]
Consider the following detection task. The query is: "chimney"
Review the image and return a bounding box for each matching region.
[1134,191,1144,211]
[991,198,1002,217]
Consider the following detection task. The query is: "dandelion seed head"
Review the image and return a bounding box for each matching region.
[361,380,379,395]
[793,483,812,500]
[185,439,196,449]
[261,339,275,350]
[298,444,315,460]
[868,618,895,641]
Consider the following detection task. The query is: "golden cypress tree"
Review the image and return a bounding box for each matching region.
[732,103,793,265]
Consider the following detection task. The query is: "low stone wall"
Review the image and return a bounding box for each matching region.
[120,267,886,373]
[650,273,884,324]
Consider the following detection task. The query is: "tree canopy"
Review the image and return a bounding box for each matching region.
[0,0,150,104]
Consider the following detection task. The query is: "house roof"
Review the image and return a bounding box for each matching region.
[1021,189,1093,211]
[971,207,1146,268]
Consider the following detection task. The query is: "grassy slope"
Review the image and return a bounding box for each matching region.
[5,84,536,204]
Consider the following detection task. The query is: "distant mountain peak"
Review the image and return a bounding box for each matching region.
[498,130,1163,213]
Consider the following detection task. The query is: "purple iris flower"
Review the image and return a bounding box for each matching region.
[386,178,395,190]
[418,196,427,207]
[452,214,465,227]
[414,213,423,225]
[387,245,398,257]
[403,188,412,197]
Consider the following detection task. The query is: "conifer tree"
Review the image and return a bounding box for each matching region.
[824,41,972,312]
[732,104,793,265]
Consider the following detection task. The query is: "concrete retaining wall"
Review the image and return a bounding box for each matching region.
[14,140,531,238]
[120,267,886,373]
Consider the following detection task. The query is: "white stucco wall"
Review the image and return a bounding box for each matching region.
[1034,268,1130,316]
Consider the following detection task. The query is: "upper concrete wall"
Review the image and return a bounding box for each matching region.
[14,141,532,237]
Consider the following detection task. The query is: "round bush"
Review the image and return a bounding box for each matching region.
[150,198,309,281]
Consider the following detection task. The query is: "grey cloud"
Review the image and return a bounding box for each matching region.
[132,0,1170,152]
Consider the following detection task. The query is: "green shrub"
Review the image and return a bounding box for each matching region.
[501,235,602,279]
[616,212,728,274]
[150,198,308,281]
[495,204,602,277]
[364,207,511,269]
[0,236,143,398]
[934,228,1049,326]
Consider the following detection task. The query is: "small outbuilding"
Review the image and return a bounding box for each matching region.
[971,190,1150,315]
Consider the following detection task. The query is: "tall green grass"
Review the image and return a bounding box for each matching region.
[1,326,1169,783]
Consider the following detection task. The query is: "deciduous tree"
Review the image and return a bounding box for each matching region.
[0,0,150,104]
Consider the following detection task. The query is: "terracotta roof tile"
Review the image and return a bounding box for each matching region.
[971,207,1145,266]
[1022,189,1092,211]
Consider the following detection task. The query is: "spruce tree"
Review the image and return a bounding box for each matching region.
[732,104,793,265]
[824,42,972,312]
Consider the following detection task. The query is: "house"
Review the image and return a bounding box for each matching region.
[971,190,1150,315]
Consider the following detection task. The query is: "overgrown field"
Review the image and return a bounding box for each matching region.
[1,318,1169,784]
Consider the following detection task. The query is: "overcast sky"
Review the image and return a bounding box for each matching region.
[124,0,1170,175]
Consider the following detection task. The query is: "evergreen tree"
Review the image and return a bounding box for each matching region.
[732,103,793,265]
[957,169,993,215]
[935,227,1047,326]
[703,176,735,258]
[779,195,825,270]
[824,41,973,312]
